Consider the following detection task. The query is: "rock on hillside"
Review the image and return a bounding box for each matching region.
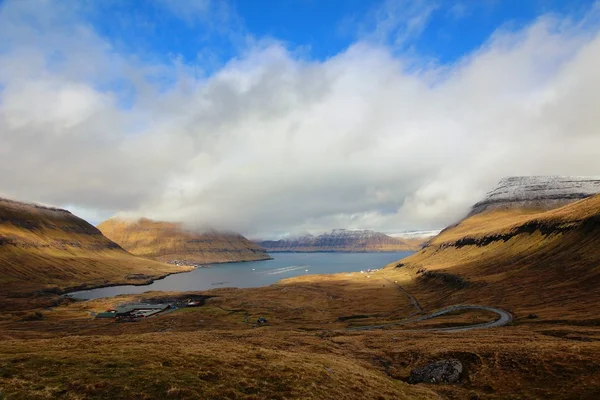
[470,176,600,215]
[409,359,463,384]
[97,218,271,264]
[258,229,422,252]
[0,197,188,304]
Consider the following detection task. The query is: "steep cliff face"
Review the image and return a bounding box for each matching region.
[0,198,188,301]
[259,229,422,252]
[97,218,271,264]
[470,176,600,215]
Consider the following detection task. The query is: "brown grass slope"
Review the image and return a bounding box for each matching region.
[0,330,440,400]
[98,218,271,264]
[2,279,599,400]
[0,198,189,304]
[388,194,600,321]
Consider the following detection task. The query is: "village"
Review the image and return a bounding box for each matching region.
[92,296,270,325]
[94,296,206,322]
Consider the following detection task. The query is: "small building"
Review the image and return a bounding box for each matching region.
[96,311,116,319]
[114,303,170,318]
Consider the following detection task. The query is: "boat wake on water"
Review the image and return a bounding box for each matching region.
[263,265,310,275]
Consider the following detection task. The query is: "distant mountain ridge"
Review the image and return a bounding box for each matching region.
[98,218,272,264]
[470,176,600,216]
[257,229,423,252]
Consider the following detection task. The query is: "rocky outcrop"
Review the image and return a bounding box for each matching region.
[470,176,600,216]
[258,229,422,252]
[98,218,272,264]
[408,359,463,384]
[416,269,469,289]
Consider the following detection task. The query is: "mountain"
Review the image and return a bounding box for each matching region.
[391,192,600,321]
[0,198,188,304]
[470,175,600,215]
[97,218,272,264]
[258,229,423,252]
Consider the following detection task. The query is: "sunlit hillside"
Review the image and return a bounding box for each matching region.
[98,218,271,264]
[0,198,190,308]
[386,194,600,321]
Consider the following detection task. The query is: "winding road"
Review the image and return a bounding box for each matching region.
[409,304,513,332]
[346,279,512,332]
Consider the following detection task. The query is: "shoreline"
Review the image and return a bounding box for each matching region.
[66,252,414,300]
[176,255,274,267]
[64,255,274,298]
[262,250,418,253]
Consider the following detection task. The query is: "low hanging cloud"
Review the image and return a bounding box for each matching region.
[1,1,600,238]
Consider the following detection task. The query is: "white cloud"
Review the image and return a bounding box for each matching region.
[357,0,440,47]
[1,1,600,237]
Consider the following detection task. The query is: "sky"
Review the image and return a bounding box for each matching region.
[1,0,599,239]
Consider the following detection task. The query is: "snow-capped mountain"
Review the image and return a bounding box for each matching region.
[470,176,600,215]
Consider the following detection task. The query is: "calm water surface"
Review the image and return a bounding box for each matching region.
[70,252,413,300]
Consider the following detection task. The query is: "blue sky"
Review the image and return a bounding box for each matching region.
[1,0,600,236]
[85,0,597,69]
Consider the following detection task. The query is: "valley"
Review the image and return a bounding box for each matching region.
[3,1,600,398]
[1,178,600,399]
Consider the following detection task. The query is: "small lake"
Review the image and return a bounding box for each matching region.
[70,252,413,300]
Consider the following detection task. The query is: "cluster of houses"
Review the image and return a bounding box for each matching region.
[166,260,211,268]
[359,268,379,278]
[96,299,202,321]
[95,303,171,320]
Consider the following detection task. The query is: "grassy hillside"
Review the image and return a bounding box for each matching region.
[385,194,600,321]
[98,218,271,264]
[0,198,190,306]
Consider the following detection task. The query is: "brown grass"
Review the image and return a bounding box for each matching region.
[387,195,600,322]
[1,282,599,399]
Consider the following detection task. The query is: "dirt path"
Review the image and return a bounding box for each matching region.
[385,278,422,313]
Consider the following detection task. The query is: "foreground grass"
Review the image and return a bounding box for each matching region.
[0,331,438,400]
[1,277,600,399]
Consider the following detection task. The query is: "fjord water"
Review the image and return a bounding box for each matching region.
[70,252,413,300]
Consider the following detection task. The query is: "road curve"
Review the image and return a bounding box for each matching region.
[406,304,512,332]
[346,305,512,332]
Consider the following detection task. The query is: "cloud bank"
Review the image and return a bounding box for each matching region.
[1,1,600,238]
